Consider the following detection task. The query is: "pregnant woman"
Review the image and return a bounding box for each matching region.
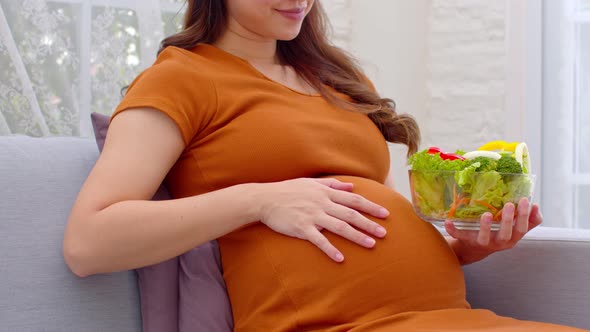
[63,0,585,330]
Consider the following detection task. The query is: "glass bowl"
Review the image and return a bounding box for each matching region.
[408,170,535,230]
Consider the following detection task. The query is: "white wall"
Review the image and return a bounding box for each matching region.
[347,0,430,198]
[427,0,507,151]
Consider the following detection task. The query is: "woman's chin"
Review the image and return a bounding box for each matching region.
[274,29,303,41]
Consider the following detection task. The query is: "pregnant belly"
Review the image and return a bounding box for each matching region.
[218,176,470,331]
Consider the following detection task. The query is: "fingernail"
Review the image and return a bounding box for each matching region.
[364,237,376,247]
[379,208,389,217]
[537,209,543,220]
[335,253,344,262]
[375,226,387,237]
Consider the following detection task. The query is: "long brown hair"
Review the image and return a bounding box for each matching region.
[161,0,420,156]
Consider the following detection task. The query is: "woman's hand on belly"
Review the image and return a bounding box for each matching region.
[252,177,390,263]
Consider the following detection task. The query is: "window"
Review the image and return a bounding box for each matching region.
[542,0,590,228]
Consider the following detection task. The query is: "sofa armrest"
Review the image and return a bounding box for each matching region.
[462,226,590,330]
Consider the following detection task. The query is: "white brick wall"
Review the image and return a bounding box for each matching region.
[427,0,507,152]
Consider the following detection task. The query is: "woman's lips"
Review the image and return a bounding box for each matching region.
[275,8,306,21]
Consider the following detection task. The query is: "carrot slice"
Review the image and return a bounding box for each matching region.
[448,201,461,218]
[493,208,503,221]
[447,185,472,219]
[458,197,471,205]
[473,200,499,214]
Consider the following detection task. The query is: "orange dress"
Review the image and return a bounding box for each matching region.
[112,44,586,331]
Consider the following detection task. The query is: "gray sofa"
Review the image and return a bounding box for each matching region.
[1,135,590,331]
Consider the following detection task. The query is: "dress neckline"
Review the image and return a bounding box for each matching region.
[195,43,323,98]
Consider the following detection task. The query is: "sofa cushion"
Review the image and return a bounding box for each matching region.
[0,136,141,331]
[464,231,590,330]
[92,112,180,332]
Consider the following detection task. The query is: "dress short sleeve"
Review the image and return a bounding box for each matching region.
[111,47,217,146]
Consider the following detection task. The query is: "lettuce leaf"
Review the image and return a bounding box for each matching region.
[454,162,480,192]
[455,205,490,218]
[410,171,446,216]
[504,174,533,204]
[408,150,465,171]
[469,172,506,209]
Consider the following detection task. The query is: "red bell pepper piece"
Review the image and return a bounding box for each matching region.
[427,146,465,161]
[427,147,442,154]
[440,153,465,161]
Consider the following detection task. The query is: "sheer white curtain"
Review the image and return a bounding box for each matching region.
[0,0,350,138]
[0,0,185,137]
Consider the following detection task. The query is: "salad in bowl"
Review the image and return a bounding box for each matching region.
[408,141,535,230]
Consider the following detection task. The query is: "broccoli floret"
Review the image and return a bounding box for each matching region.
[464,157,497,172]
[496,155,523,174]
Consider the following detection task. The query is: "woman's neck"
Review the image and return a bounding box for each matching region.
[214,22,279,65]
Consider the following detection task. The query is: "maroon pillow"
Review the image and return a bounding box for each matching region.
[90,112,233,332]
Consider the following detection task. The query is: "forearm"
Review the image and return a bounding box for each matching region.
[64,183,260,276]
[446,236,491,265]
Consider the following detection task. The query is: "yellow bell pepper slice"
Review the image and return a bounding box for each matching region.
[477,140,519,152]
